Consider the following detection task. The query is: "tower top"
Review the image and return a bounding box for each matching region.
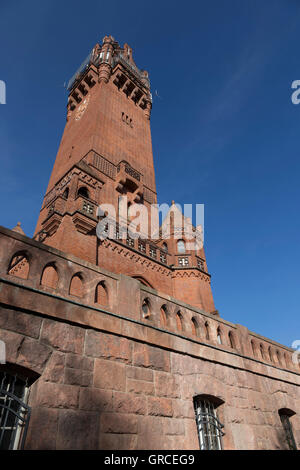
[67,35,150,93]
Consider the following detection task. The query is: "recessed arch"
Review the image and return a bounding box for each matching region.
[276,350,282,366]
[260,343,265,360]
[132,276,154,289]
[40,262,58,289]
[176,311,184,332]
[69,273,84,298]
[204,321,210,340]
[250,339,256,357]
[160,304,168,327]
[268,346,274,363]
[95,280,108,307]
[7,251,30,280]
[228,331,235,349]
[191,317,200,337]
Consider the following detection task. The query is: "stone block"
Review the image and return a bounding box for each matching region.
[100,412,138,434]
[113,391,147,415]
[147,397,173,417]
[85,330,132,363]
[79,387,113,412]
[94,358,126,391]
[57,410,99,449]
[41,319,84,354]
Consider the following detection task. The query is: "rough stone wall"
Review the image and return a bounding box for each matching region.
[1,306,299,450]
[0,226,299,450]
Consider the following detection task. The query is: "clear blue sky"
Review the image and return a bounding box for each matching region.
[0,0,299,348]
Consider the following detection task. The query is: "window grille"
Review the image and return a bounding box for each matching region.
[279,412,297,450]
[149,246,157,259]
[0,372,31,450]
[126,237,134,247]
[82,201,94,215]
[160,251,167,264]
[138,241,146,253]
[178,257,189,266]
[197,259,205,271]
[194,398,224,450]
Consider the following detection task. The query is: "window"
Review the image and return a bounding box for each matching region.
[138,240,146,253]
[149,246,157,259]
[197,258,205,271]
[142,299,150,318]
[279,409,297,450]
[62,187,69,200]
[177,240,186,254]
[0,371,31,450]
[77,186,89,199]
[204,321,210,340]
[178,257,189,267]
[217,327,222,345]
[162,242,168,253]
[194,397,224,450]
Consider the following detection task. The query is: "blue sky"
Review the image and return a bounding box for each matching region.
[0,0,299,348]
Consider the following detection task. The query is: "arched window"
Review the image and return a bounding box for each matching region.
[177,239,186,254]
[40,263,58,289]
[160,305,168,327]
[191,317,200,337]
[141,298,150,318]
[193,395,225,450]
[228,331,235,349]
[217,327,222,345]
[77,186,89,199]
[278,409,297,450]
[0,366,39,450]
[176,311,184,331]
[69,273,84,298]
[62,187,69,200]
[162,242,168,253]
[204,321,210,340]
[95,281,108,306]
[8,252,30,280]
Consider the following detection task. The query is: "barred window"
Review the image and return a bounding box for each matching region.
[149,246,157,259]
[178,257,189,266]
[0,371,31,450]
[194,397,224,450]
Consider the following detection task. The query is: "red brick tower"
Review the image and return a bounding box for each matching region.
[34,35,216,314]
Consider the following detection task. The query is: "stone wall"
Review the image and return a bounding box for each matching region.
[0,226,299,450]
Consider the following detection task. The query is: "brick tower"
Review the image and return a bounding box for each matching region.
[34,35,216,314]
[1,35,299,452]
